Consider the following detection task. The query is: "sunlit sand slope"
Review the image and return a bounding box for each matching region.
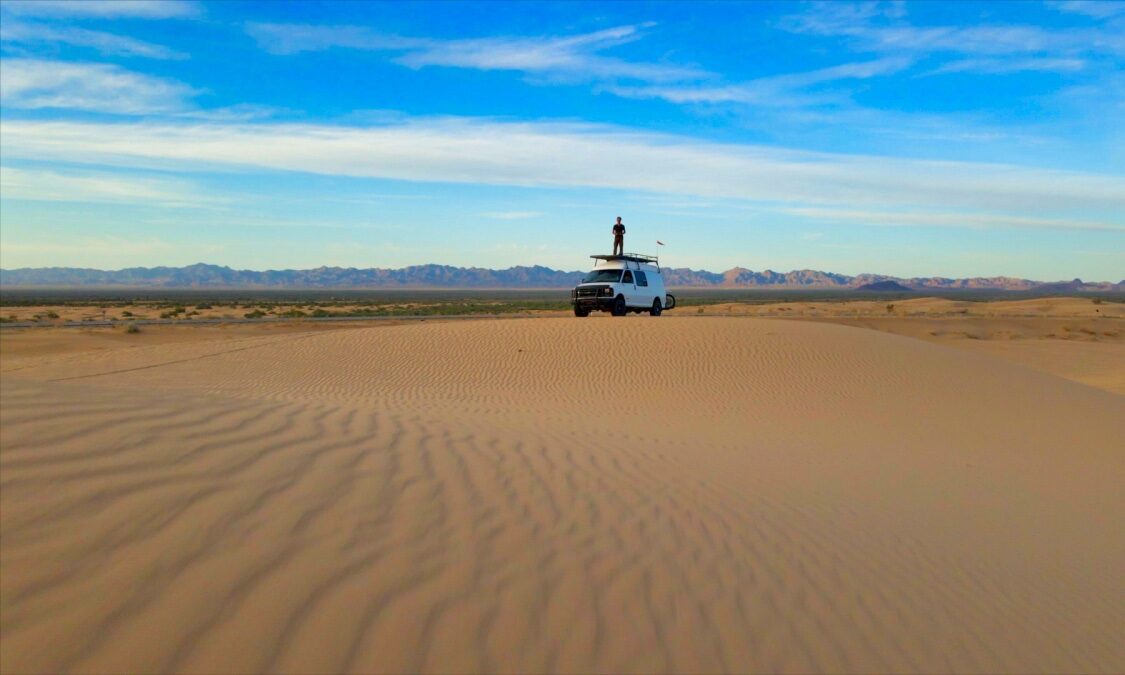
[2,318,1122,673]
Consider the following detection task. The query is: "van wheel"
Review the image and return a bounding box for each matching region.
[650,298,662,316]
[612,296,627,316]
[574,306,589,317]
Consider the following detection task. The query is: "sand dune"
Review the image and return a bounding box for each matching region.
[2,317,1123,673]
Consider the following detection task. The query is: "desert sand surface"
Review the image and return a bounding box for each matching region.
[693,298,1125,395]
[2,316,1124,673]
[6,296,1121,395]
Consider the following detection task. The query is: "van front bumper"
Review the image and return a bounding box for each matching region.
[571,286,616,310]
[572,297,616,310]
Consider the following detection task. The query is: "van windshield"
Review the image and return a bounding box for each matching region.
[582,269,622,283]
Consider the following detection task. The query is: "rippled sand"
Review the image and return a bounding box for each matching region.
[2,317,1123,673]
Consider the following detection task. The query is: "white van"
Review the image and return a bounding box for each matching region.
[571,254,677,317]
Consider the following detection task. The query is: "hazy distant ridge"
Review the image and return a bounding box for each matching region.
[1,263,1121,291]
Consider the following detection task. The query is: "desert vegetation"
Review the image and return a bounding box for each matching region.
[0,289,1120,326]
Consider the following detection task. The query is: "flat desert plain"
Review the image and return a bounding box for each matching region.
[1,308,1123,673]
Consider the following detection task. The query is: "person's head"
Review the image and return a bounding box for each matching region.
[616,216,622,223]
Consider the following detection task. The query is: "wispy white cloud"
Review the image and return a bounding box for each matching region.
[0,0,200,19]
[1049,1,1125,20]
[2,117,1121,230]
[0,58,197,113]
[606,56,911,106]
[0,19,187,59]
[782,207,1123,232]
[247,22,708,83]
[784,3,1123,55]
[173,103,289,122]
[481,211,544,220]
[246,23,425,55]
[0,166,208,207]
[0,237,224,264]
[927,57,1087,75]
[396,25,705,82]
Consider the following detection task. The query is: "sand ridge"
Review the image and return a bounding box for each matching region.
[2,317,1123,673]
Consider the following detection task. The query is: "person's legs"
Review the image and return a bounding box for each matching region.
[613,236,623,255]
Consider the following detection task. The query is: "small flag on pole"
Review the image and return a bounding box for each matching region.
[656,240,665,246]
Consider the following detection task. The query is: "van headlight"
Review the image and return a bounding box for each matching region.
[602,287,613,296]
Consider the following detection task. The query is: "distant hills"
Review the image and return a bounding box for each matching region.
[855,280,915,292]
[1,263,1121,291]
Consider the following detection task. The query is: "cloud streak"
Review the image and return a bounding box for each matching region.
[783,2,1125,59]
[247,22,707,83]
[927,57,1087,75]
[1,117,1121,230]
[482,211,544,220]
[0,58,197,114]
[0,20,187,59]
[0,1,200,19]
[606,56,911,106]
[1049,1,1125,20]
[0,166,206,207]
[782,207,1123,232]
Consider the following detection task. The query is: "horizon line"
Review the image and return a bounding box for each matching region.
[1,261,1121,286]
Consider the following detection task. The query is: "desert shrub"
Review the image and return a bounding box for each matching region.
[195,303,212,309]
[281,309,307,318]
[1093,298,1103,305]
[886,304,895,313]
[45,311,60,319]
[697,307,705,314]
[125,323,141,334]
[311,308,332,317]
[121,310,134,317]
[159,311,174,319]
[244,309,267,319]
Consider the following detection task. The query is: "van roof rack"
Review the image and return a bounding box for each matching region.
[590,253,659,264]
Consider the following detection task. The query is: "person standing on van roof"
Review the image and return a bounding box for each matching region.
[612,217,625,256]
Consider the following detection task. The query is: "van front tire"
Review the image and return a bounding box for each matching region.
[574,306,589,317]
[612,296,627,317]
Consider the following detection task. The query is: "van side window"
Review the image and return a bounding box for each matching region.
[636,271,648,287]
[622,270,634,284]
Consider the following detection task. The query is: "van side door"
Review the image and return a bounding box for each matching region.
[634,270,652,306]
[620,269,636,306]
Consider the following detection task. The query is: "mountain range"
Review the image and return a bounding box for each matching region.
[1,263,1121,291]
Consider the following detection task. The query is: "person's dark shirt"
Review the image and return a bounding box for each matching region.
[613,223,625,236]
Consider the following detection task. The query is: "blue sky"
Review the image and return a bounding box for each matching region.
[0,0,1122,279]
